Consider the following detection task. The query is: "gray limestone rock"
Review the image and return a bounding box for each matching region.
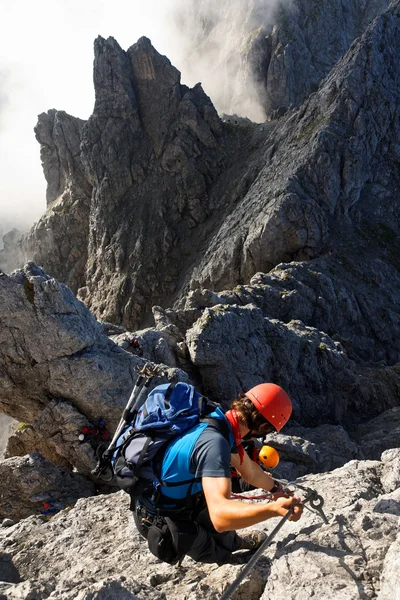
[0,1,398,593]
[377,531,400,600]
[2,1,399,354]
[75,35,226,328]
[380,448,400,494]
[1,520,14,528]
[34,110,91,207]
[190,1,400,303]
[0,453,95,522]
[0,415,17,460]
[268,424,359,479]
[4,423,71,471]
[261,0,390,116]
[0,257,398,494]
[0,456,398,599]
[12,110,93,296]
[197,255,400,366]
[0,264,183,476]
[166,0,388,119]
[185,302,400,426]
[0,230,26,276]
[355,408,400,460]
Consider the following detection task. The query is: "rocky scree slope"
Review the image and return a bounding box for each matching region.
[0,452,399,599]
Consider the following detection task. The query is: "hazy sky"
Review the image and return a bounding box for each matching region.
[0,0,172,232]
[0,0,278,234]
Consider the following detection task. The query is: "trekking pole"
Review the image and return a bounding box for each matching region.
[106,375,145,446]
[106,363,159,451]
[220,507,296,600]
[220,488,327,600]
[91,362,158,476]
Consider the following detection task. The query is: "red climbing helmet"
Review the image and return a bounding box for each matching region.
[245,383,292,432]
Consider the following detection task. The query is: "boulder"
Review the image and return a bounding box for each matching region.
[356,408,400,460]
[267,424,359,480]
[185,302,400,425]
[0,264,183,475]
[0,453,95,522]
[4,423,72,471]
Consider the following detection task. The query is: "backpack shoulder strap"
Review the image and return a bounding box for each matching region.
[157,417,227,490]
[200,416,230,445]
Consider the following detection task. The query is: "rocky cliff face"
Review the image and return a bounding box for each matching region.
[259,0,390,116]
[2,0,396,333]
[0,1,400,597]
[167,0,389,119]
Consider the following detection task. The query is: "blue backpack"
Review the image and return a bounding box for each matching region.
[111,381,219,501]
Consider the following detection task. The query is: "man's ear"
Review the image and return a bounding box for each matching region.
[236,410,249,428]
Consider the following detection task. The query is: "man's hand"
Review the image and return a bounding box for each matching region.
[268,481,294,499]
[272,496,303,521]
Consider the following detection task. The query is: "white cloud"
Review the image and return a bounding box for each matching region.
[0,0,283,234]
[0,0,167,231]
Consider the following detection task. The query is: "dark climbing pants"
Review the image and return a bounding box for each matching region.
[133,502,242,565]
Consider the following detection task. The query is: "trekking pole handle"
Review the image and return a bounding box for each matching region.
[128,376,152,415]
[122,361,155,417]
[101,372,148,457]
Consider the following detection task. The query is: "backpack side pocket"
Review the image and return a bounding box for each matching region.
[147,518,179,564]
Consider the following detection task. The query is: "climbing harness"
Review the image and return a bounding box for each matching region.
[220,481,329,600]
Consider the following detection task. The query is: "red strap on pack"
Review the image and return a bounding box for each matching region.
[225,409,245,464]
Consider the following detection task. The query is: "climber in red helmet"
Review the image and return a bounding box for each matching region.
[134,382,303,565]
[203,384,301,539]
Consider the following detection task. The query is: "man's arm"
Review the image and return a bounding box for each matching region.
[202,476,303,533]
[231,449,275,491]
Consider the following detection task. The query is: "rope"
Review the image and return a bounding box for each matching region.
[231,493,273,501]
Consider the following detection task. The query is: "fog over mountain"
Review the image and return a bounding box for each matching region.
[0,0,284,236]
[161,0,286,121]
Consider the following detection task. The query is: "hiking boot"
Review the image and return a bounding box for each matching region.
[236,530,267,551]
